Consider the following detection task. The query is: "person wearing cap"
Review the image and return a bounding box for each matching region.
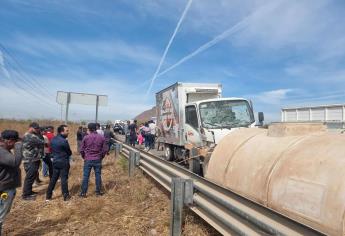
[21,122,45,200]
[0,130,22,233]
[79,123,107,197]
[46,125,72,201]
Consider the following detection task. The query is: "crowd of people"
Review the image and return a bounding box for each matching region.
[0,121,114,234]
[123,120,156,151]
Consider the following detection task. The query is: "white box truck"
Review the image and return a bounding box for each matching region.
[156,82,263,175]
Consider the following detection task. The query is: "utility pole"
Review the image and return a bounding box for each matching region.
[95,95,99,123]
[65,92,70,124]
[60,104,63,122]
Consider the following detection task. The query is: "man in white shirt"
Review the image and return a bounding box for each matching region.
[96,123,104,136]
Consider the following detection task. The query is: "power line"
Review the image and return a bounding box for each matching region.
[0,51,57,109]
[0,43,53,92]
[0,47,57,109]
[0,44,55,99]
[0,70,56,109]
[1,59,56,107]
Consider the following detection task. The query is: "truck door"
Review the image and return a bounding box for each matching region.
[185,105,202,147]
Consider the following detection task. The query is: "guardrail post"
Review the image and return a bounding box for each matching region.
[119,143,123,153]
[171,178,184,236]
[128,150,140,176]
[170,178,194,236]
[128,150,136,177]
[184,179,193,206]
[134,151,140,166]
[115,143,120,158]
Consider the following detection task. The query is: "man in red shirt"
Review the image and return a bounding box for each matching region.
[42,126,54,179]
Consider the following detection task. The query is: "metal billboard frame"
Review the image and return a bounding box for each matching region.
[56,91,108,124]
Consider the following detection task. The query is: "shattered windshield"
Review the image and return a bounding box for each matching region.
[199,100,254,129]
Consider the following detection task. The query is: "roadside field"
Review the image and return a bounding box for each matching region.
[0,120,219,236]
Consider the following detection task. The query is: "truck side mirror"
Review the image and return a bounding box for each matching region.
[258,112,264,125]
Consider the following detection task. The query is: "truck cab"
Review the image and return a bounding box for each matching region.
[183,98,259,175]
[184,98,256,148]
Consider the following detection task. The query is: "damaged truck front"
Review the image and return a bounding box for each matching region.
[156,82,263,175]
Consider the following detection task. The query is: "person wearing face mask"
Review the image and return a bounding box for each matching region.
[0,130,22,234]
[46,125,72,202]
[21,122,45,201]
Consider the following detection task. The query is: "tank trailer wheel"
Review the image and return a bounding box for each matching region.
[164,144,174,161]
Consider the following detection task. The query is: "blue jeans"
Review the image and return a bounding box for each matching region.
[81,159,102,194]
[46,161,70,199]
[144,134,150,148]
[42,154,53,178]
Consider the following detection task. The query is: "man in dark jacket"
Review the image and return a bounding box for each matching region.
[128,120,138,147]
[22,122,44,200]
[46,125,72,201]
[103,124,115,155]
[0,130,22,233]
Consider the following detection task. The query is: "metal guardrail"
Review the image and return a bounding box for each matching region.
[114,140,324,236]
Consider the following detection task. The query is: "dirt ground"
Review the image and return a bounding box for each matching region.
[0,119,220,236]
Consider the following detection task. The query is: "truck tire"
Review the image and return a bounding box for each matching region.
[189,157,201,175]
[164,144,174,161]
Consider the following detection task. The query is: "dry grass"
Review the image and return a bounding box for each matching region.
[0,120,220,236]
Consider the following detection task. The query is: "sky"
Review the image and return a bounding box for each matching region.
[0,0,345,122]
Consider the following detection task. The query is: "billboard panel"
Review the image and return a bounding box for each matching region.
[56,91,108,106]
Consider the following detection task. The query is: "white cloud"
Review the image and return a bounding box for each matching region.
[0,85,58,119]
[317,36,345,61]
[232,0,329,48]
[245,88,295,122]
[255,89,293,105]
[248,87,345,122]
[7,35,160,65]
[285,64,345,84]
[284,65,317,77]
[222,69,236,78]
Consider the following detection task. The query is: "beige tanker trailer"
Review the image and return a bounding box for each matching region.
[206,123,345,236]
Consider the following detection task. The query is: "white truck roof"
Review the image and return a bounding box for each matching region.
[155,82,221,95]
[187,97,250,106]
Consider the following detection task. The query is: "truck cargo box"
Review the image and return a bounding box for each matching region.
[156,82,222,146]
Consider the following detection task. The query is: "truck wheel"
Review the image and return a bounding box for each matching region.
[164,144,174,161]
[189,157,201,175]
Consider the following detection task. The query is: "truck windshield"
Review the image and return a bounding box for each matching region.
[199,100,254,129]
